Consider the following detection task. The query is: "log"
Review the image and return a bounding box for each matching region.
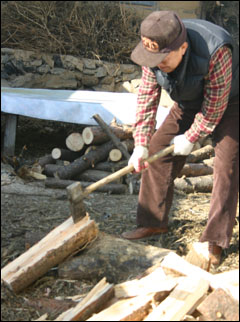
[58,232,172,284]
[1,214,98,293]
[55,141,115,180]
[174,175,213,193]
[197,288,239,321]
[37,154,56,168]
[51,148,84,162]
[55,277,114,321]
[82,125,132,145]
[185,242,211,271]
[65,132,84,152]
[45,178,127,194]
[109,149,122,162]
[43,164,63,177]
[92,114,131,160]
[178,163,213,178]
[186,145,214,163]
[94,160,128,172]
[144,276,209,321]
[77,169,122,183]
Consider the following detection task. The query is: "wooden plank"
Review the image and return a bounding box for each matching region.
[1,214,98,293]
[3,114,17,156]
[144,277,209,321]
[55,277,114,321]
[197,288,239,321]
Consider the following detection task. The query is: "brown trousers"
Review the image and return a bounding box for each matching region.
[137,99,239,249]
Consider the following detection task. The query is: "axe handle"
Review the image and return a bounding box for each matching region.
[80,144,174,199]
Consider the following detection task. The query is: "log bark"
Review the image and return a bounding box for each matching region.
[174,175,213,193]
[82,125,132,145]
[55,278,114,321]
[51,148,84,162]
[65,133,84,152]
[77,169,122,183]
[1,215,98,293]
[55,141,115,180]
[197,288,239,321]
[45,178,127,194]
[58,232,171,284]
[43,164,63,177]
[37,154,56,168]
[186,145,214,163]
[92,114,131,160]
[178,162,213,178]
[94,160,128,172]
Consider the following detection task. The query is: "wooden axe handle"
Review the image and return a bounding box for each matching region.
[79,144,174,200]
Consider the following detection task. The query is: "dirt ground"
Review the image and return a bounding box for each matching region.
[1,117,239,321]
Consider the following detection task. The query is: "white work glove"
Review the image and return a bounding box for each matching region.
[128,146,149,173]
[171,134,194,156]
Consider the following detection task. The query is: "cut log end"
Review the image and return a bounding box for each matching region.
[109,149,122,162]
[82,127,94,145]
[66,133,84,152]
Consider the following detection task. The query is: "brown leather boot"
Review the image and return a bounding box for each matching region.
[208,242,222,266]
[121,227,168,240]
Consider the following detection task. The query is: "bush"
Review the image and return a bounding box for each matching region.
[1,1,142,63]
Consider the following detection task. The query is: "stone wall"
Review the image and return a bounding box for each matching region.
[1,48,142,94]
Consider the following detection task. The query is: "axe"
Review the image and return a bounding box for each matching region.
[67,144,174,223]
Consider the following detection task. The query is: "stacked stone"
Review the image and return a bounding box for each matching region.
[1,48,141,93]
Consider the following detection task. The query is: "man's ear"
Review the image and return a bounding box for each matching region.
[181,42,188,55]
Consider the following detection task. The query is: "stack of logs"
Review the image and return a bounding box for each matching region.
[34,117,215,194]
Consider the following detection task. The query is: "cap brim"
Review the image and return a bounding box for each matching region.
[131,41,169,68]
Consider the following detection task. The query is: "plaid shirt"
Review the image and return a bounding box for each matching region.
[133,46,232,147]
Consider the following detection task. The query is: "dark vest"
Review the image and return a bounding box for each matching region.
[152,19,239,111]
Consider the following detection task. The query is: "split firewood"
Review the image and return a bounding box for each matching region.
[197,288,239,321]
[202,157,214,167]
[174,175,213,193]
[55,141,115,180]
[186,145,214,163]
[144,276,209,321]
[92,114,131,160]
[114,266,179,299]
[65,132,85,152]
[1,215,98,293]
[82,125,132,145]
[58,232,171,284]
[55,277,114,321]
[51,148,84,162]
[185,242,211,271]
[45,178,127,194]
[178,162,213,178]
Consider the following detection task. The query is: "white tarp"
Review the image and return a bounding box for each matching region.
[1,87,170,127]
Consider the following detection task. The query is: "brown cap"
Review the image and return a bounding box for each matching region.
[131,11,186,67]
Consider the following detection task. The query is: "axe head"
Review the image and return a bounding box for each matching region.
[66,182,87,223]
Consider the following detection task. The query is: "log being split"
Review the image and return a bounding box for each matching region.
[1,215,98,293]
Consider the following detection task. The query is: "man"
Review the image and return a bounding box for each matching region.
[122,11,239,266]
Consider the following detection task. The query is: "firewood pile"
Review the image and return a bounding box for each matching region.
[20,115,215,195]
[1,214,239,321]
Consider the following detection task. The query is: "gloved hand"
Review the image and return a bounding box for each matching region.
[171,134,194,156]
[128,146,149,172]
